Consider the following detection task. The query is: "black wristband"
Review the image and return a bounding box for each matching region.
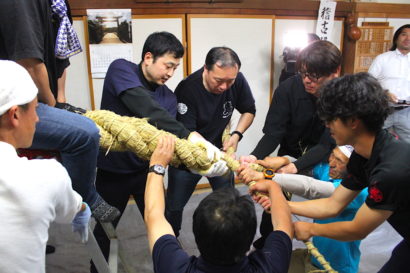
[230,131,243,141]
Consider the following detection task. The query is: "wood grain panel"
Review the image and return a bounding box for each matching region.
[69,0,353,17]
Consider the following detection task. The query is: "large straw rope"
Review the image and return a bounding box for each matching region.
[84,110,262,173]
[85,110,211,171]
[84,110,336,272]
[305,242,338,273]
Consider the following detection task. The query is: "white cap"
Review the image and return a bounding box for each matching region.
[338,145,354,158]
[0,60,38,116]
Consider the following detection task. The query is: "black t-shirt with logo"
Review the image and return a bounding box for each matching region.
[175,68,256,148]
[342,130,410,242]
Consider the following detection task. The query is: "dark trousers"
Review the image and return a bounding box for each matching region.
[90,168,147,273]
[378,239,409,273]
[165,166,234,237]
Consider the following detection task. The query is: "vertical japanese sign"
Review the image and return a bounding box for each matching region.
[316,0,337,41]
[87,9,133,78]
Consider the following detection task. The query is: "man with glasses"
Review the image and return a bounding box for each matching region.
[240,40,341,248]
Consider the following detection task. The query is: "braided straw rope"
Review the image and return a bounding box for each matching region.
[84,110,336,272]
[305,241,338,273]
[85,110,212,171]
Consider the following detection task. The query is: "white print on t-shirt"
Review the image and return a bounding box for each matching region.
[222,101,233,118]
[178,103,188,115]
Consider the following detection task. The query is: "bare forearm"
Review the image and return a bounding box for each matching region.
[294,203,392,242]
[269,182,293,238]
[144,173,165,222]
[289,198,339,219]
[223,113,254,151]
[144,172,170,251]
[145,136,176,251]
[310,221,366,241]
[16,58,56,106]
[57,69,67,103]
[313,204,393,241]
[235,112,254,133]
[290,185,358,219]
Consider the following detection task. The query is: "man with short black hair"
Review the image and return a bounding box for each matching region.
[291,72,409,272]
[166,46,256,237]
[93,32,228,270]
[368,24,410,143]
[146,136,293,273]
[93,31,188,268]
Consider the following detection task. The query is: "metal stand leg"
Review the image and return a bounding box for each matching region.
[100,222,137,273]
[85,227,112,273]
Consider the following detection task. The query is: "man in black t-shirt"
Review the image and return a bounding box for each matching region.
[291,73,410,272]
[166,47,256,236]
[147,136,293,273]
[92,33,229,272]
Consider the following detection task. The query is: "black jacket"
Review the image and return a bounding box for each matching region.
[252,75,333,171]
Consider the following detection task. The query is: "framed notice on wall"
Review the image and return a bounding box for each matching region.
[354,24,393,73]
[87,9,133,78]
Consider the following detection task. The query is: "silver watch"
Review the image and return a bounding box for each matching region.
[148,164,165,176]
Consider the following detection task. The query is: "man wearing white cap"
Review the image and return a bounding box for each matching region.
[0,61,91,273]
[238,145,367,273]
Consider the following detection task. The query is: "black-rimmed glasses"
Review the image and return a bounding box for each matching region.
[298,71,321,83]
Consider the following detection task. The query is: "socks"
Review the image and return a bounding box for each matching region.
[90,195,120,222]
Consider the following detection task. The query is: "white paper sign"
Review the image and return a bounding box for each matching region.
[316,0,337,41]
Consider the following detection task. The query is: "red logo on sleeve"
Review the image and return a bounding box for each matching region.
[369,185,383,202]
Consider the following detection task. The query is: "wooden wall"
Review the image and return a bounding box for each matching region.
[68,0,410,74]
[68,0,353,17]
[343,2,410,73]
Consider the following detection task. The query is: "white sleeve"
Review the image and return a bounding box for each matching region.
[52,162,83,224]
[273,173,335,199]
[368,55,382,79]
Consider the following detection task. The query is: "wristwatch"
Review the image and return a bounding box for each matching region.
[148,164,166,176]
[263,168,275,180]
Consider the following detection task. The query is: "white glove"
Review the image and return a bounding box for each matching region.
[190,158,229,177]
[71,203,91,243]
[188,132,229,177]
[188,132,221,161]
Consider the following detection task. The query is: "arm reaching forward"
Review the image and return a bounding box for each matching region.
[249,180,294,239]
[144,136,176,252]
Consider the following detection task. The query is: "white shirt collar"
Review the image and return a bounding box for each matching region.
[395,48,410,57]
[0,141,18,157]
